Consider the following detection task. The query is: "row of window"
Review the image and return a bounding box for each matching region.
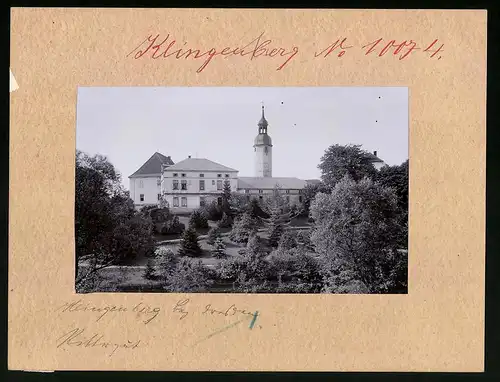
[172,173,230,178]
[139,194,303,204]
[172,179,225,191]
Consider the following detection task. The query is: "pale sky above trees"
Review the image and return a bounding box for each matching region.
[76,87,408,188]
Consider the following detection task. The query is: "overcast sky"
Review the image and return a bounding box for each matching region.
[76,87,408,188]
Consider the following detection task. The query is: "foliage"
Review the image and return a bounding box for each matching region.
[75,150,155,289]
[159,215,185,235]
[375,160,409,248]
[164,258,214,292]
[278,230,298,250]
[155,247,179,282]
[310,176,406,293]
[188,209,209,230]
[211,237,227,259]
[295,229,313,251]
[201,200,224,221]
[318,144,377,189]
[302,182,330,217]
[140,206,172,224]
[217,212,233,229]
[178,226,203,257]
[247,197,270,220]
[143,258,156,280]
[206,227,221,245]
[229,212,257,243]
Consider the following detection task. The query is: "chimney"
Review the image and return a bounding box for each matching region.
[373,150,377,156]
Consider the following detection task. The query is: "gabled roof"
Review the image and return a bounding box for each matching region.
[238,177,307,190]
[164,157,238,172]
[129,152,174,178]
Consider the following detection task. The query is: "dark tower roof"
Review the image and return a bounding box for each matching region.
[254,104,272,146]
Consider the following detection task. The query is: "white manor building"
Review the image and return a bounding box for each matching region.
[128,106,385,211]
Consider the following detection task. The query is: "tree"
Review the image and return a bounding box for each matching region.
[188,209,209,230]
[75,150,155,291]
[221,179,233,216]
[178,226,202,257]
[206,227,221,246]
[278,230,298,250]
[229,212,257,243]
[156,247,179,282]
[247,197,269,220]
[211,237,227,259]
[302,182,329,218]
[310,176,406,293]
[318,144,377,189]
[164,258,213,292]
[201,200,223,221]
[217,212,233,228]
[262,186,297,247]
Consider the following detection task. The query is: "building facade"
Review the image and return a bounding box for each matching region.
[128,105,386,211]
[128,152,174,207]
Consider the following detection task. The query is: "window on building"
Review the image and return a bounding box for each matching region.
[173,197,179,207]
[217,180,223,190]
[285,190,290,194]
[172,180,179,190]
[245,189,249,194]
[173,173,178,177]
[157,178,161,186]
[258,189,263,194]
[199,174,204,177]
[298,189,303,194]
[225,174,229,178]
[181,197,187,207]
[217,174,222,178]
[181,180,187,190]
[138,180,144,188]
[200,197,206,207]
[299,196,303,203]
[246,195,251,201]
[140,194,144,202]
[286,196,290,203]
[199,180,205,191]
[158,193,161,200]
[217,197,223,206]
[212,180,215,185]
[181,173,186,177]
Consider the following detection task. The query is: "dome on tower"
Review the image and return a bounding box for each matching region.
[254,133,273,146]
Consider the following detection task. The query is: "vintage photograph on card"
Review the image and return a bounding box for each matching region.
[75,87,409,295]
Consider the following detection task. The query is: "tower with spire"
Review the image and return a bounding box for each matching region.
[253,103,273,177]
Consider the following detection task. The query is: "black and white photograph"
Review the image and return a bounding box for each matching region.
[75,87,409,294]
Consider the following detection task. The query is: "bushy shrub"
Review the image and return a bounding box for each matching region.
[206,227,221,246]
[189,209,209,230]
[164,258,213,292]
[201,201,224,221]
[159,215,185,235]
[155,247,179,281]
[217,212,233,229]
[178,226,202,257]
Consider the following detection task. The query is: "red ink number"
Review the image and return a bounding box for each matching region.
[423,39,444,59]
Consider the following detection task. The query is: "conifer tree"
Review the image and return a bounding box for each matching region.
[217,212,233,229]
[178,226,202,257]
[188,209,209,229]
[211,236,227,259]
[206,226,221,246]
[221,179,233,217]
[229,212,257,243]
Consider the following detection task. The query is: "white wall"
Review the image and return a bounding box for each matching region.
[254,145,272,177]
[162,170,238,194]
[130,176,162,206]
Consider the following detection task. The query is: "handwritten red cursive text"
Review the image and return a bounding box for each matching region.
[127,32,299,73]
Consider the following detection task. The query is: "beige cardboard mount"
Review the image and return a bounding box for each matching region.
[9,8,486,372]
